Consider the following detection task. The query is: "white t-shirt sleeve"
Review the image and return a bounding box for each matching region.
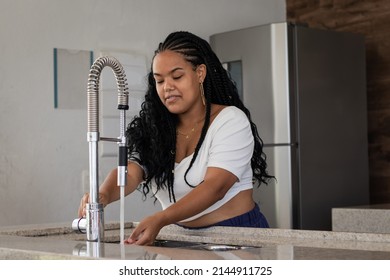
[207,107,254,181]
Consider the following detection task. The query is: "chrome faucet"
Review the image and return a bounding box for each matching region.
[72,56,129,243]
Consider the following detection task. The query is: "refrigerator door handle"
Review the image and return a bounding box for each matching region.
[264,143,298,147]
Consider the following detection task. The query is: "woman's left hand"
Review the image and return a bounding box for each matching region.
[124,213,166,246]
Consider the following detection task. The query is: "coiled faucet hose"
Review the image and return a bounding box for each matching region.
[87,56,129,133]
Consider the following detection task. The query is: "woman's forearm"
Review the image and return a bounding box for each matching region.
[157,167,237,226]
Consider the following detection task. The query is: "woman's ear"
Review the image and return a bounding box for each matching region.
[196,64,207,82]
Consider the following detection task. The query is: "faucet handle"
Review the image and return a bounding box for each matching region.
[117,91,129,110]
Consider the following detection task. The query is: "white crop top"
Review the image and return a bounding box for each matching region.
[151,106,255,222]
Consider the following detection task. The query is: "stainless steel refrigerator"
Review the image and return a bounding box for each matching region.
[210,22,370,230]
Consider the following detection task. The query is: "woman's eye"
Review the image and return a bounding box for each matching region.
[156,80,164,84]
[173,75,182,80]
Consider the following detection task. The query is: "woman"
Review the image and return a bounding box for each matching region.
[78,31,273,245]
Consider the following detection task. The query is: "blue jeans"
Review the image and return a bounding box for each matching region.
[179,203,269,229]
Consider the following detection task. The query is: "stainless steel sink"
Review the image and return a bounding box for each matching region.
[153,239,261,251]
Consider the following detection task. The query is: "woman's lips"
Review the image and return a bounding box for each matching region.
[166,94,180,104]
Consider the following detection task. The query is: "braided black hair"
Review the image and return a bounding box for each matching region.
[126,31,273,202]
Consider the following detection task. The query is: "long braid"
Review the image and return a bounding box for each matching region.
[184,100,211,187]
[166,109,177,202]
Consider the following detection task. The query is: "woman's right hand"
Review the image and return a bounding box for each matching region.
[78,193,90,218]
[78,193,109,218]
[77,164,143,218]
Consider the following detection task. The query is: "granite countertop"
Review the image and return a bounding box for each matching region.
[332,203,390,234]
[2,221,390,260]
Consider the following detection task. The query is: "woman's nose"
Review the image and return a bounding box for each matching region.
[164,81,174,92]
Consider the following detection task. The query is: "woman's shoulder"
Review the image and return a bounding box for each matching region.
[208,105,249,134]
[213,105,247,122]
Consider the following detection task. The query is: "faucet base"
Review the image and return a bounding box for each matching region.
[86,203,104,242]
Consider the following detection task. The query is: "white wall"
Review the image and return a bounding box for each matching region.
[0,0,285,226]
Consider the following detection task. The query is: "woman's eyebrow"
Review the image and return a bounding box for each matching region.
[153,67,184,77]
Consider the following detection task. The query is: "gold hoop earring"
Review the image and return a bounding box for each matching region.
[200,82,205,106]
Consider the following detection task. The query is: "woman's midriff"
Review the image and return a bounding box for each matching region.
[177,189,255,228]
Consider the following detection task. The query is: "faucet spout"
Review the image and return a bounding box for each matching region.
[84,56,129,242]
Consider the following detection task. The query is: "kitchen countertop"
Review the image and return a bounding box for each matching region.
[2,222,390,259]
[332,204,390,234]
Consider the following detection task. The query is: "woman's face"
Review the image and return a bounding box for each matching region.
[152,50,206,115]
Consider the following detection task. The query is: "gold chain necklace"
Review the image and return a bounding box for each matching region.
[176,111,208,140]
[176,126,196,139]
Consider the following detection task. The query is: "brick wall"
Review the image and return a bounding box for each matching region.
[286,0,390,203]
